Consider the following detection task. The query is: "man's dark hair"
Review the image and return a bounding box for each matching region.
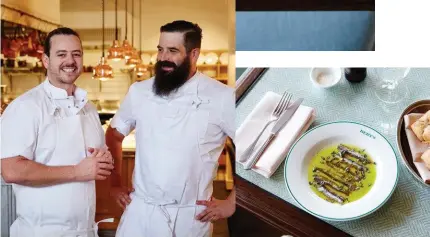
[160,20,202,53]
[44,27,81,57]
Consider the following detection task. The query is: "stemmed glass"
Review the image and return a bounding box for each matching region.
[374,67,411,104]
[373,67,411,136]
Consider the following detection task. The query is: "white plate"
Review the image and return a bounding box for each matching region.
[284,121,398,221]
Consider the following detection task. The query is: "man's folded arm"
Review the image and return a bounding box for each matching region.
[1,156,77,186]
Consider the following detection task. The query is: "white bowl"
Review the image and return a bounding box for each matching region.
[310,68,342,88]
[219,52,229,65]
[205,52,219,65]
[285,121,398,221]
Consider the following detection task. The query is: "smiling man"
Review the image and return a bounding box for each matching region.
[1,27,114,237]
[106,20,236,236]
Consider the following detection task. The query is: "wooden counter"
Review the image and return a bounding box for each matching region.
[95,149,135,230]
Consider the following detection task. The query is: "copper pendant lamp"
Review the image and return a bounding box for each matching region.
[107,0,124,61]
[135,0,147,79]
[125,0,139,69]
[122,0,133,60]
[93,0,113,81]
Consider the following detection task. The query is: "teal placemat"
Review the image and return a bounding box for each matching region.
[236,68,430,237]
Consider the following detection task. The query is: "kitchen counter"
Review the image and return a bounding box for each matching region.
[100,116,136,151]
[119,135,136,151]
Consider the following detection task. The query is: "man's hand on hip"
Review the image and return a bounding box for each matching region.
[195,197,236,222]
[74,147,114,181]
[111,186,135,210]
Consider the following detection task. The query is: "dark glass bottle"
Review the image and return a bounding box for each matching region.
[345,68,367,83]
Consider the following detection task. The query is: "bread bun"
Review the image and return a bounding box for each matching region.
[411,110,430,143]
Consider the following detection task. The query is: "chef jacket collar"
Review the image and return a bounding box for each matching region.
[43,77,88,101]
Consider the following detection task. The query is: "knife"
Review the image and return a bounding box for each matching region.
[243,98,304,170]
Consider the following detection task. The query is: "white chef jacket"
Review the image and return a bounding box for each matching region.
[111,71,235,236]
[111,71,235,157]
[0,78,101,161]
[1,79,108,237]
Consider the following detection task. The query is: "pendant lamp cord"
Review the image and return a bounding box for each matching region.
[102,0,105,57]
[125,0,128,40]
[139,0,142,56]
[131,0,134,46]
[115,0,118,40]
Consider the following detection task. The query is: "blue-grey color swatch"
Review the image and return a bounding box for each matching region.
[236,12,375,51]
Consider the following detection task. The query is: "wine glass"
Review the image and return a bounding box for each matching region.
[374,67,411,104]
[373,68,410,136]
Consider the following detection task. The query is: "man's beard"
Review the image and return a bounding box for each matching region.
[153,56,191,97]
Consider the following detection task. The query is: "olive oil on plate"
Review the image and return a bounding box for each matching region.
[308,144,377,205]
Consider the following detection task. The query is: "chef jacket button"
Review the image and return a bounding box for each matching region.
[68,106,71,108]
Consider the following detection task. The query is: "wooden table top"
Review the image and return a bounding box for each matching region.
[235,176,352,237]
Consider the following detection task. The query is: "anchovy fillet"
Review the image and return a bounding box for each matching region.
[330,155,365,175]
[338,144,370,163]
[325,161,350,177]
[313,175,350,195]
[313,167,354,189]
[344,165,365,179]
[311,145,377,204]
[327,159,363,181]
[317,185,345,204]
[335,154,368,171]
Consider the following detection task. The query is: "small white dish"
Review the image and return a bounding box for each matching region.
[285,121,398,221]
[310,68,342,88]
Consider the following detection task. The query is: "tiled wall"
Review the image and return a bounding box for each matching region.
[1,50,228,103]
[1,50,142,102]
[1,71,133,102]
[76,72,131,101]
[1,73,43,98]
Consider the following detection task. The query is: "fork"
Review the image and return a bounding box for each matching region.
[239,91,292,162]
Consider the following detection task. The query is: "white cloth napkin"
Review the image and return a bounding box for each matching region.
[404,113,430,184]
[236,91,316,178]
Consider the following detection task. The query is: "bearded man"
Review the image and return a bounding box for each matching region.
[106,20,235,237]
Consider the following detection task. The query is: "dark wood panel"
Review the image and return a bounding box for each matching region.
[236,68,268,103]
[235,177,352,237]
[228,206,285,237]
[236,0,374,11]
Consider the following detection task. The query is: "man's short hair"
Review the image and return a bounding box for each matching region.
[44,27,81,57]
[160,20,202,52]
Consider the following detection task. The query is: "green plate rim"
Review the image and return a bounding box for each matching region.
[284,120,399,221]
